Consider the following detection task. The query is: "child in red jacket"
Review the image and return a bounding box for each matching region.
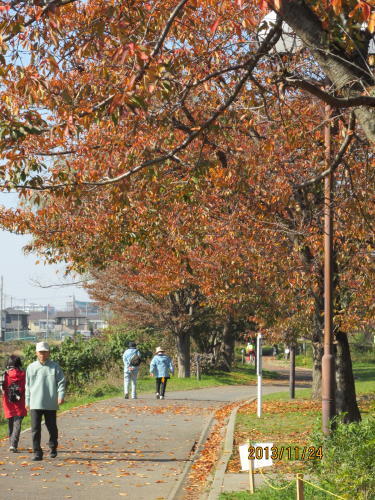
[1,355,27,452]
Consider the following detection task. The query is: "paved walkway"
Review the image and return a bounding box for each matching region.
[0,382,290,500]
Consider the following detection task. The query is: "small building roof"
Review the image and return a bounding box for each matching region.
[4,308,28,315]
[28,311,57,321]
[55,311,88,319]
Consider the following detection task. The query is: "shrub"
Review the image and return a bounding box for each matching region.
[308,417,375,500]
[22,328,157,394]
[105,331,153,367]
[23,338,106,391]
[191,352,216,375]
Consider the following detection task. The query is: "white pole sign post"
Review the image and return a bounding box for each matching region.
[257,333,262,418]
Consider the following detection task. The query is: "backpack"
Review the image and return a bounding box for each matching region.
[129,352,142,367]
[7,382,22,403]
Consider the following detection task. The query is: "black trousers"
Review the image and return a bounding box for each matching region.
[8,416,24,448]
[30,410,58,455]
[155,377,169,396]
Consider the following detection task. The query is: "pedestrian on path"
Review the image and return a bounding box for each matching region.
[25,342,65,461]
[150,347,174,400]
[246,341,255,364]
[122,341,142,399]
[1,355,27,453]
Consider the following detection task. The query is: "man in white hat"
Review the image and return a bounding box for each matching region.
[25,342,65,461]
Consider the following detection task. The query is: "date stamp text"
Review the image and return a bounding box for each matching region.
[248,445,323,461]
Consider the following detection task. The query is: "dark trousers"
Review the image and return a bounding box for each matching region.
[8,416,24,448]
[155,377,169,396]
[30,410,58,455]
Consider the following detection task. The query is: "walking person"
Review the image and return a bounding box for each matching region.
[122,341,142,399]
[25,342,65,461]
[150,347,174,400]
[246,341,255,364]
[1,355,27,452]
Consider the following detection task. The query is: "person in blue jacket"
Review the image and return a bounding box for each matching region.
[149,347,174,400]
[122,341,142,399]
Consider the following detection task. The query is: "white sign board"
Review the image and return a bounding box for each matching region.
[239,442,273,470]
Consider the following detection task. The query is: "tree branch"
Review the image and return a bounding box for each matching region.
[295,112,356,189]
[284,76,375,108]
[10,18,283,191]
[4,0,79,43]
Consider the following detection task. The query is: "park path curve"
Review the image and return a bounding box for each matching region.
[0,381,291,500]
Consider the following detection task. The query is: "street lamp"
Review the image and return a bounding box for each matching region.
[258,12,336,433]
[322,105,336,433]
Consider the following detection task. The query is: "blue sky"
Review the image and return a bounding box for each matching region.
[0,192,89,309]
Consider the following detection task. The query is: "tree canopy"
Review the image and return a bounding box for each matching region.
[0,0,373,335]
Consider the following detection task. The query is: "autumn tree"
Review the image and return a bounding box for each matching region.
[0,1,373,419]
[0,0,374,197]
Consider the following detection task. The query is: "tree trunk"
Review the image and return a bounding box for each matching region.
[220,316,235,372]
[176,331,190,378]
[311,294,324,400]
[335,330,361,422]
[311,341,323,400]
[279,1,375,144]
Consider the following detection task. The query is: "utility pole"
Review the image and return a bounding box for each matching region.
[17,311,20,340]
[46,304,49,340]
[73,294,77,335]
[322,104,336,434]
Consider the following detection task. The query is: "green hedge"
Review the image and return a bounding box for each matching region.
[22,331,155,392]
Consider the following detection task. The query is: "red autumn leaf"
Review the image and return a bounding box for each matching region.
[210,17,220,34]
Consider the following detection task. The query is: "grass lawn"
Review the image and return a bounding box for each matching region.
[353,361,375,394]
[224,358,374,500]
[227,398,322,474]
[220,482,333,499]
[224,394,374,500]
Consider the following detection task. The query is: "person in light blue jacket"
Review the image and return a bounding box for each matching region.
[149,347,174,400]
[122,341,142,399]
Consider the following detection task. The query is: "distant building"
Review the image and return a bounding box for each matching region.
[3,308,29,332]
[43,305,56,314]
[28,311,57,334]
[55,311,87,330]
[55,311,108,336]
[1,307,107,341]
[23,303,47,313]
[65,301,99,314]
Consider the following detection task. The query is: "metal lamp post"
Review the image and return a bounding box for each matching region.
[322,105,336,433]
[256,333,262,417]
[258,14,336,433]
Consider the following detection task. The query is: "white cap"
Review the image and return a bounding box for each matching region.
[36,341,50,352]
